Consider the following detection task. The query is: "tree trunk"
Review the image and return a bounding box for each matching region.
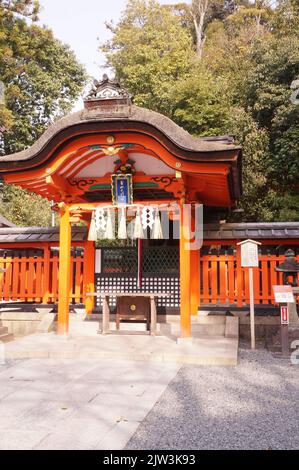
[191,0,209,59]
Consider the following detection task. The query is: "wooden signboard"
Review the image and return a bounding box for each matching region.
[111,174,133,206]
[237,239,261,350]
[239,240,259,268]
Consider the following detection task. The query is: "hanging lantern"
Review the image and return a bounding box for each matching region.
[88,212,97,241]
[104,209,115,239]
[152,208,163,240]
[133,208,144,239]
[118,207,127,239]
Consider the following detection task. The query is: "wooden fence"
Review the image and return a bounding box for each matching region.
[0,254,85,304]
[0,252,298,306]
[200,254,299,306]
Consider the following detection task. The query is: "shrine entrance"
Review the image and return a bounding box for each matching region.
[0,76,242,338]
[94,244,180,313]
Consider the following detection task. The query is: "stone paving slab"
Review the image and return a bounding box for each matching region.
[0,358,179,450]
[0,330,238,449]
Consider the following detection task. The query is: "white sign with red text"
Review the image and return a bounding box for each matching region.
[280,306,289,325]
[273,285,295,304]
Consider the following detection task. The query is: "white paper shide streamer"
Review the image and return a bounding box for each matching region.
[95,207,107,239]
[91,205,164,241]
[141,206,155,230]
[95,208,106,230]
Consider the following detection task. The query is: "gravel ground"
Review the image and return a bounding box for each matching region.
[126,346,299,450]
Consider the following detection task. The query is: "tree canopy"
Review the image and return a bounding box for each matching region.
[0,0,87,226]
[102,0,194,115]
[102,0,299,222]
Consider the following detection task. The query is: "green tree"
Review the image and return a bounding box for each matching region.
[102,0,299,221]
[0,184,53,226]
[0,0,87,226]
[169,65,232,136]
[226,109,273,221]
[102,0,193,115]
[0,0,39,19]
[241,9,299,217]
[166,1,250,57]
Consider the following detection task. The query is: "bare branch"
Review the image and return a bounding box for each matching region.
[190,0,210,58]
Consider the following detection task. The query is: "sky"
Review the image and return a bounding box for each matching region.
[38,0,177,80]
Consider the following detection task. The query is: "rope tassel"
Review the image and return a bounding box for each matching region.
[118,207,127,239]
[133,209,144,239]
[88,212,97,241]
[104,209,114,239]
[152,208,163,239]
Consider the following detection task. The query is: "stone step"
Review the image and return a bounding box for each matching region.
[162,322,225,336]
[191,323,226,336]
[194,315,226,325]
[0,326,9,336]
[161,314,226,325]
[70,321,148,334]
[36,312,55,333]
[0,333,14,343]
[69,319,227,337]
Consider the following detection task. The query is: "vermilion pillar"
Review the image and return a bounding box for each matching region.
[179,204,191,338]
[84,240,95,314]
[42,243,51,304]
[190,210,200,316]
[57,204,71,335]
[190,248,200,316]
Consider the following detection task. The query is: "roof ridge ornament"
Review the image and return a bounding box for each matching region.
[83,75,132,118]
[84,74,132,107]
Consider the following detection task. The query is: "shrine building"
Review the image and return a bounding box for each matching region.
[0,76,245,337]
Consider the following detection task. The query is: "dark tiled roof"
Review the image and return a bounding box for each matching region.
[0,222,298,244]
[203,222,299,240]
[0,215,16,228]
[0,106,241,166]
[0,226,87,243]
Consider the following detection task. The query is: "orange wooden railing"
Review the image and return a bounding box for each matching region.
[0,254,85,304]
[200,254,299,306]
[0,252,298,306]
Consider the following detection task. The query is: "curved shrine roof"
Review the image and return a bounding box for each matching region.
[0,76,241,168]
[0,106,241,166]
[0,77,242,205]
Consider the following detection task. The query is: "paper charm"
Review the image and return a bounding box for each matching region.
[141,206,155,230]
[95,207,106,231]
